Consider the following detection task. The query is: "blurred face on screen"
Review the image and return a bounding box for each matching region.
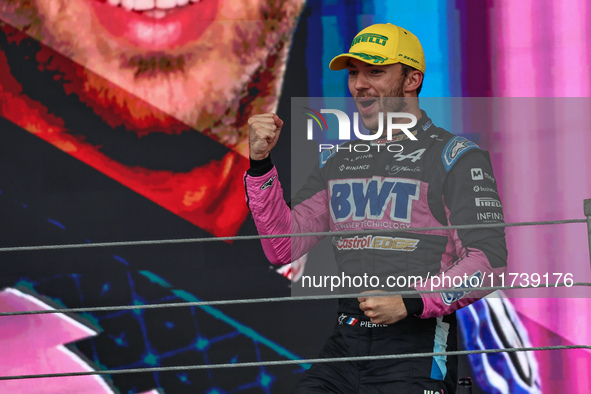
[0,0,304,155]
[0,0,304,236]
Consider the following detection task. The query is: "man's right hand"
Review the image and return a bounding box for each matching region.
[248,113,283,160]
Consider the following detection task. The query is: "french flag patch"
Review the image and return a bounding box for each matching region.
[346,317,358,326]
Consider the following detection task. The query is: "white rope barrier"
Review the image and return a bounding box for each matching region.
[0,282,588,317]
[0,345,588,381]
[0,218,585,253]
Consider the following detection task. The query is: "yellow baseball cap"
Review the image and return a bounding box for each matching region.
[329,23,426,73]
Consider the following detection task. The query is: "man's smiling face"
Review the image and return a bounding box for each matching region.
[347,59,409,132]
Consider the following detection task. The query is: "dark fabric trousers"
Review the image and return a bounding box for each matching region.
[293,314,458,394]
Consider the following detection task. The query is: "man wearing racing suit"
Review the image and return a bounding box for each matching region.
[244,23,507,393]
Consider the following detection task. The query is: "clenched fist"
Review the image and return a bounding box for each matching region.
[358,291,408,325]
[248,113,283,160]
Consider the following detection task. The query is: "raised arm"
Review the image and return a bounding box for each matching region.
[244,113,330,265]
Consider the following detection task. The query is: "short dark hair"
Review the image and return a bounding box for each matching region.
[401,64,424,96]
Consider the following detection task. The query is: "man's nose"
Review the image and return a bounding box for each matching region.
[354,72,371,91]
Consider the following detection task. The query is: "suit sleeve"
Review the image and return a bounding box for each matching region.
[244,156,331,266]
[415,149,508,319]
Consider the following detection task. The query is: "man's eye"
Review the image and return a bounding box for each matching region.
[348,70,358,76]
[371,69,383,74]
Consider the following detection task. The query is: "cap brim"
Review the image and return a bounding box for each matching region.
[329,52,398,71]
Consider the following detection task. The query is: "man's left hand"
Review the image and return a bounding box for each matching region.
[358,291,408,325]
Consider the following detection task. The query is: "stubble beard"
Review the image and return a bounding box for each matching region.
[361,81,407,132]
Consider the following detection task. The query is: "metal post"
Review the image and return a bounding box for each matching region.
[585,199,591,271]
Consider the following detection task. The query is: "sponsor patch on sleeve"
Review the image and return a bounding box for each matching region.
[319,146,337,169]
[441,271,483,305]
[442,136,480,172]
[261,175,277,190]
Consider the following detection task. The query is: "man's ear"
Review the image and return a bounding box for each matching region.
[405,70,423,94]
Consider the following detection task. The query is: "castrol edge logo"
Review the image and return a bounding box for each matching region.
[332,235,419,252]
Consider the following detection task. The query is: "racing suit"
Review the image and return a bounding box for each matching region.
[244,112,507,393]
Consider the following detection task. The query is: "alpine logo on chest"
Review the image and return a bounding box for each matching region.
[329,177,420,223]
